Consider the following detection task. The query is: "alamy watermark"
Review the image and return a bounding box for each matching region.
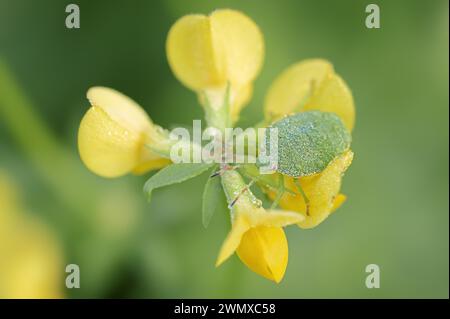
[365,4,380,29]
[365,264,380,288]
[168,120,278,174]
[65,264,80,289]
[65,4,80,29]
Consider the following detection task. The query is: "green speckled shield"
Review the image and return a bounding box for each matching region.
[266,111,351,177]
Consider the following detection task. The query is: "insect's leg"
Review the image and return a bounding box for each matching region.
[210,170,222,178]
[228,179,255,209]
[294,178,310,216]
[210,164,240,178]
[270,175,285,209]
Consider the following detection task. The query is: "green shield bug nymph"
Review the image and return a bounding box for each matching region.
[251,110,351,214]
[267,110,351,177]
[215,111,351,215]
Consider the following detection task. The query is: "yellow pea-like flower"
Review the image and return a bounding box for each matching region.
[268,150,354,229]
[264,59,355,131]
[0,218,64,299]
[78,86,171,178]
[0,172,63,299]
[217,170,303,282]
[166,9,264,122]
[236,226,288,283]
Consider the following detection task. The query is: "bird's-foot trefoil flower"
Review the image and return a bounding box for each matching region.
[264,59,355,131]
[78,86,173,178]
[0,172,63,299]
[166,9,264,125]
[217,169,304,283]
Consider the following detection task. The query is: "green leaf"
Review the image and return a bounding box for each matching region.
[266,110,351,177]
[202,166,222,228]
[144,163,214,200]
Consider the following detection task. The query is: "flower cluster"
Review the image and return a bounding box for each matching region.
[77,9,355,283]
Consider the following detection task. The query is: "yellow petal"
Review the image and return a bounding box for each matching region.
[0,218,63,298]
[87,86,153,133]
[215,208,302,267]
[230,84,253,123]
[132,158,172,175]
[166,14,223,90]
[79,87,170,177]
[78,106,144,178]
[166,9,263,91]
[0,173,63,298]
[216,215,250,267]
[247,209,305,227]
[209,9,264,88]
[264,59,334,120]
[273,150,353,229]
[237,226,288,283]
[330,193,347,214]
[303,74,355,131]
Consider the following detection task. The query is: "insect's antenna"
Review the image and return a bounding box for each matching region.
[210,170,222,178]
[294,178,310,216]
[228,179,255,209]
[210,164,240,178]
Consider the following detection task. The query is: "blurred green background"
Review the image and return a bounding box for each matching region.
[0,0,448,298]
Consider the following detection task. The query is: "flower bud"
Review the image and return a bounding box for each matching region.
[78,87,171,178]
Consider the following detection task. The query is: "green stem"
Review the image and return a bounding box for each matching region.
[201,84,231,134]
[0,59,97,212]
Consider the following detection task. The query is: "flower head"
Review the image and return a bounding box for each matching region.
[75,10,357,284]
[78,86,172,178]
[217,170,303,282]
[166,9,264,122]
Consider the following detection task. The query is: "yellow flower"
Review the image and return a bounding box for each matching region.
[264,59,355,131]
[0,218,64,299]
[0,172,63,299]
[267,150,354,229]
[217,170,303,282]
[78,86,172,178]
[166,9,264,122]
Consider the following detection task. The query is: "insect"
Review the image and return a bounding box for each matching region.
[217,110,352,215]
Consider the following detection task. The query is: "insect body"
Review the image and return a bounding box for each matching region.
[267,111,351,177]
[212,110,351,215]
[240,111,351,214]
